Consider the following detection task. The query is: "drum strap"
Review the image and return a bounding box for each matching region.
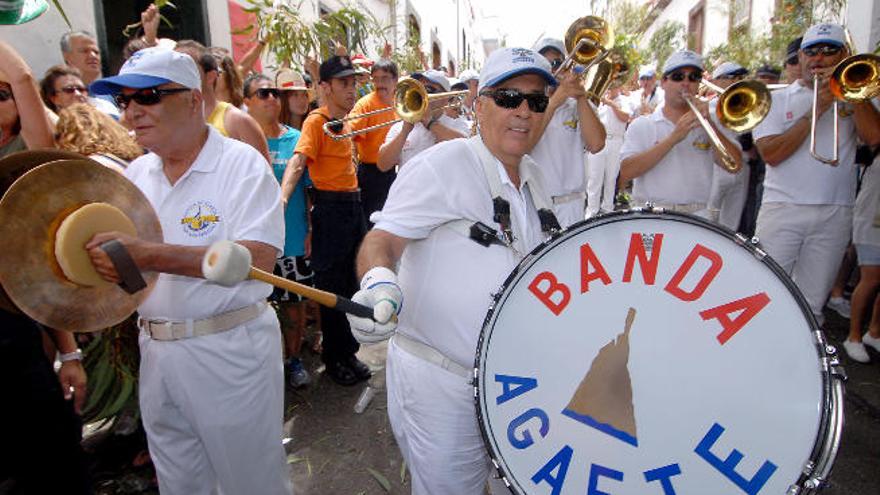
[445,137,559,254]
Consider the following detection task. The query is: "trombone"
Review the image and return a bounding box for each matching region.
[554,16,614,77]
[680,78,773,173]
[322,78,469,141]
[809,53,880,165]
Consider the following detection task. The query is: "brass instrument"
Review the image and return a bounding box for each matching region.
[681,91,741,173]
[554,16,614,77]
[322,78,469,140]
[810,53,880,165]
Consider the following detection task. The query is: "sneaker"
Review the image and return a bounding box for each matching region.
[826,296,851,319]
[842,339,870,363]
[287,357,311,388]
[863,332,880,353]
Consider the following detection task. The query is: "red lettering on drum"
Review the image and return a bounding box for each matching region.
[623,233,664,285]
[664,244,723,302]
[580,244,612,293]
[529,271,571,316]
[700,292,771,345]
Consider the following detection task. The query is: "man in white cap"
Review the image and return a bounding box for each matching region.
[347,47,560,494]
[459,68,480,117]
[752,23,880,358]
[86,47,292,494]
[706,61,752,230]
[620,49,742,218]
[630,66,664,117]
[377,69,469,171]
[530,37,606,226]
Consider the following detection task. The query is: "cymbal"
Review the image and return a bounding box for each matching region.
[0,158,163,332]
[0,150,85,314]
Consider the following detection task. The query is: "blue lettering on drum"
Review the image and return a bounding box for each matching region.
[644,464,682,494]
[531,445,573,495]
[588,464,624,495]
[694,422,778,495]
[507,408,550,449]
[495,374,538,405]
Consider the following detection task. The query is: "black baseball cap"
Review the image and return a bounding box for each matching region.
[320,56,357,82]
[785,37,803,61]
[755,63,781,78]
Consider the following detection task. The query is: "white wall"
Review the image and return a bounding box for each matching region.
[640,0,732,57]
[847,0,880,52]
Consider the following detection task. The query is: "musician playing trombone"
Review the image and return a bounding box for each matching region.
[619,50,741,219]
[753,23,880,329]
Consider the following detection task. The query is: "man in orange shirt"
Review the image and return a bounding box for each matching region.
[282,55,369,386]
[350,59,399,223]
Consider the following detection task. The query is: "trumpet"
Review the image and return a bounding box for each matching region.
[554,16,614,77]
[322,79,469,140]
[809,53,880,165]
[680,78,773,173]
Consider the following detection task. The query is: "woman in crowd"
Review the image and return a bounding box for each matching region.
[39,65,88,113]
[277,68,313,131]
[0,41,54,157]
[55,102,142,172]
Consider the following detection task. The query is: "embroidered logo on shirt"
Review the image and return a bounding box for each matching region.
[786,111,794,120]
[692,137,711,151]
[180,201,220,237]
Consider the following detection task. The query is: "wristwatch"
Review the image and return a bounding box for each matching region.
[59,349,83,363]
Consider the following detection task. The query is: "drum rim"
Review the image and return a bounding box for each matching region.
[472,208,844,494]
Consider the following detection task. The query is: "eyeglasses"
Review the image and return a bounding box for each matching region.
[254,88,281,100]
[786,56,799,66]
[58,85,87,95]
[0,89,12,102]
[479,89,549,113]
[802,45,842,57]
[666,71,703,82]
[114,87,191,109]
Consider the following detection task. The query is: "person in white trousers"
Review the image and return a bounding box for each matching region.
[587,85,631,217]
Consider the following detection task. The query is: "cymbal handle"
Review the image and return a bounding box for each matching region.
[100,240,147,294]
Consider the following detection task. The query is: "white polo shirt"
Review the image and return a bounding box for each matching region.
[125,127,285,321]
[530,97,592,226]
[383,114,469,167]
[627,86,665,117]
[752,80,858,205]
[372,136,547,368]
[620,104,731,205]
[599,94,631,139]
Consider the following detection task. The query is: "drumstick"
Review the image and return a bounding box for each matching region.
[203,241,392,322]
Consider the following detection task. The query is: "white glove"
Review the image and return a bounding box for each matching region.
[347,266,403,343]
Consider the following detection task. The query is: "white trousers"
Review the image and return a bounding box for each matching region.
[586,136,623,217]
[708,162,749,230]
[756,202,853,325]
[386,339,490,495]
[138,308,292,495]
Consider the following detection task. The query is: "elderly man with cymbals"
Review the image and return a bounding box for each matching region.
[348,47,561,494]
[85,47,291,494]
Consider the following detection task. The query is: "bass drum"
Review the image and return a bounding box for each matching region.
[475,210,844,495]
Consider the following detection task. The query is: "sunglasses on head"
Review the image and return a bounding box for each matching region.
[480,88,549,113]
[802,45,842,57]
[254,87,281,99]
[58,85,87,95]
[0,89,12,102]
[114,87,191,109]
[666,71,703,82]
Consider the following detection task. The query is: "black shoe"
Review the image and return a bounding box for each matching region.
[345,355,372,381]
[325,357,370,386]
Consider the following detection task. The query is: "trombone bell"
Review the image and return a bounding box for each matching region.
[830,53,880,101]
[716,80,772,133]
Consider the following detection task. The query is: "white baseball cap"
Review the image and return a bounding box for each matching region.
[478,47,557,92]
[662,50,704,76]
[801,23,847,49]
[412,70,451,92]
[459,69,479,83]
[711,61,748,79]
[638,66,656,79]
[534,38,567,58]
[90,47,201,95]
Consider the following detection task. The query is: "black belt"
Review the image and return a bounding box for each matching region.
[359,162,377,167]
[310,188,361,203]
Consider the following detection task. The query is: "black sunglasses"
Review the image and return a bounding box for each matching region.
[786,56,799,66]
[254,87,281,99]
[666,71,703,82]
[114,87,191,109]
[58,85,87,95]
[480,89,549,113]
[0,89,12,102]
[802,45,842,57]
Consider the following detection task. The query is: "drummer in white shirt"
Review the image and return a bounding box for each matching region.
[347,47,560,494]
[377,70,469,171]
[586,85,632,217]
[619,50,742,218]
[529,38,606,227]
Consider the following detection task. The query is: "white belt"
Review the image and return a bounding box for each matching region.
[138,302,267,341]
[649,202,707,214]
[392,333,472,380]
[552,191,586,205]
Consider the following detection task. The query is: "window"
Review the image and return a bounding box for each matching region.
[730,0,751,29]
[688,1,705,53]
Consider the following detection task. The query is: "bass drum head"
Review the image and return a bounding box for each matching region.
[475,211,832,495]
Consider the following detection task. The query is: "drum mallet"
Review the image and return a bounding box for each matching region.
[202,240,386,321]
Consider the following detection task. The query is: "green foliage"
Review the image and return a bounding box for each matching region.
[647,21,686,73]
[122,1,176,39]
[390,30,424,75]
[609,0,650,36]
